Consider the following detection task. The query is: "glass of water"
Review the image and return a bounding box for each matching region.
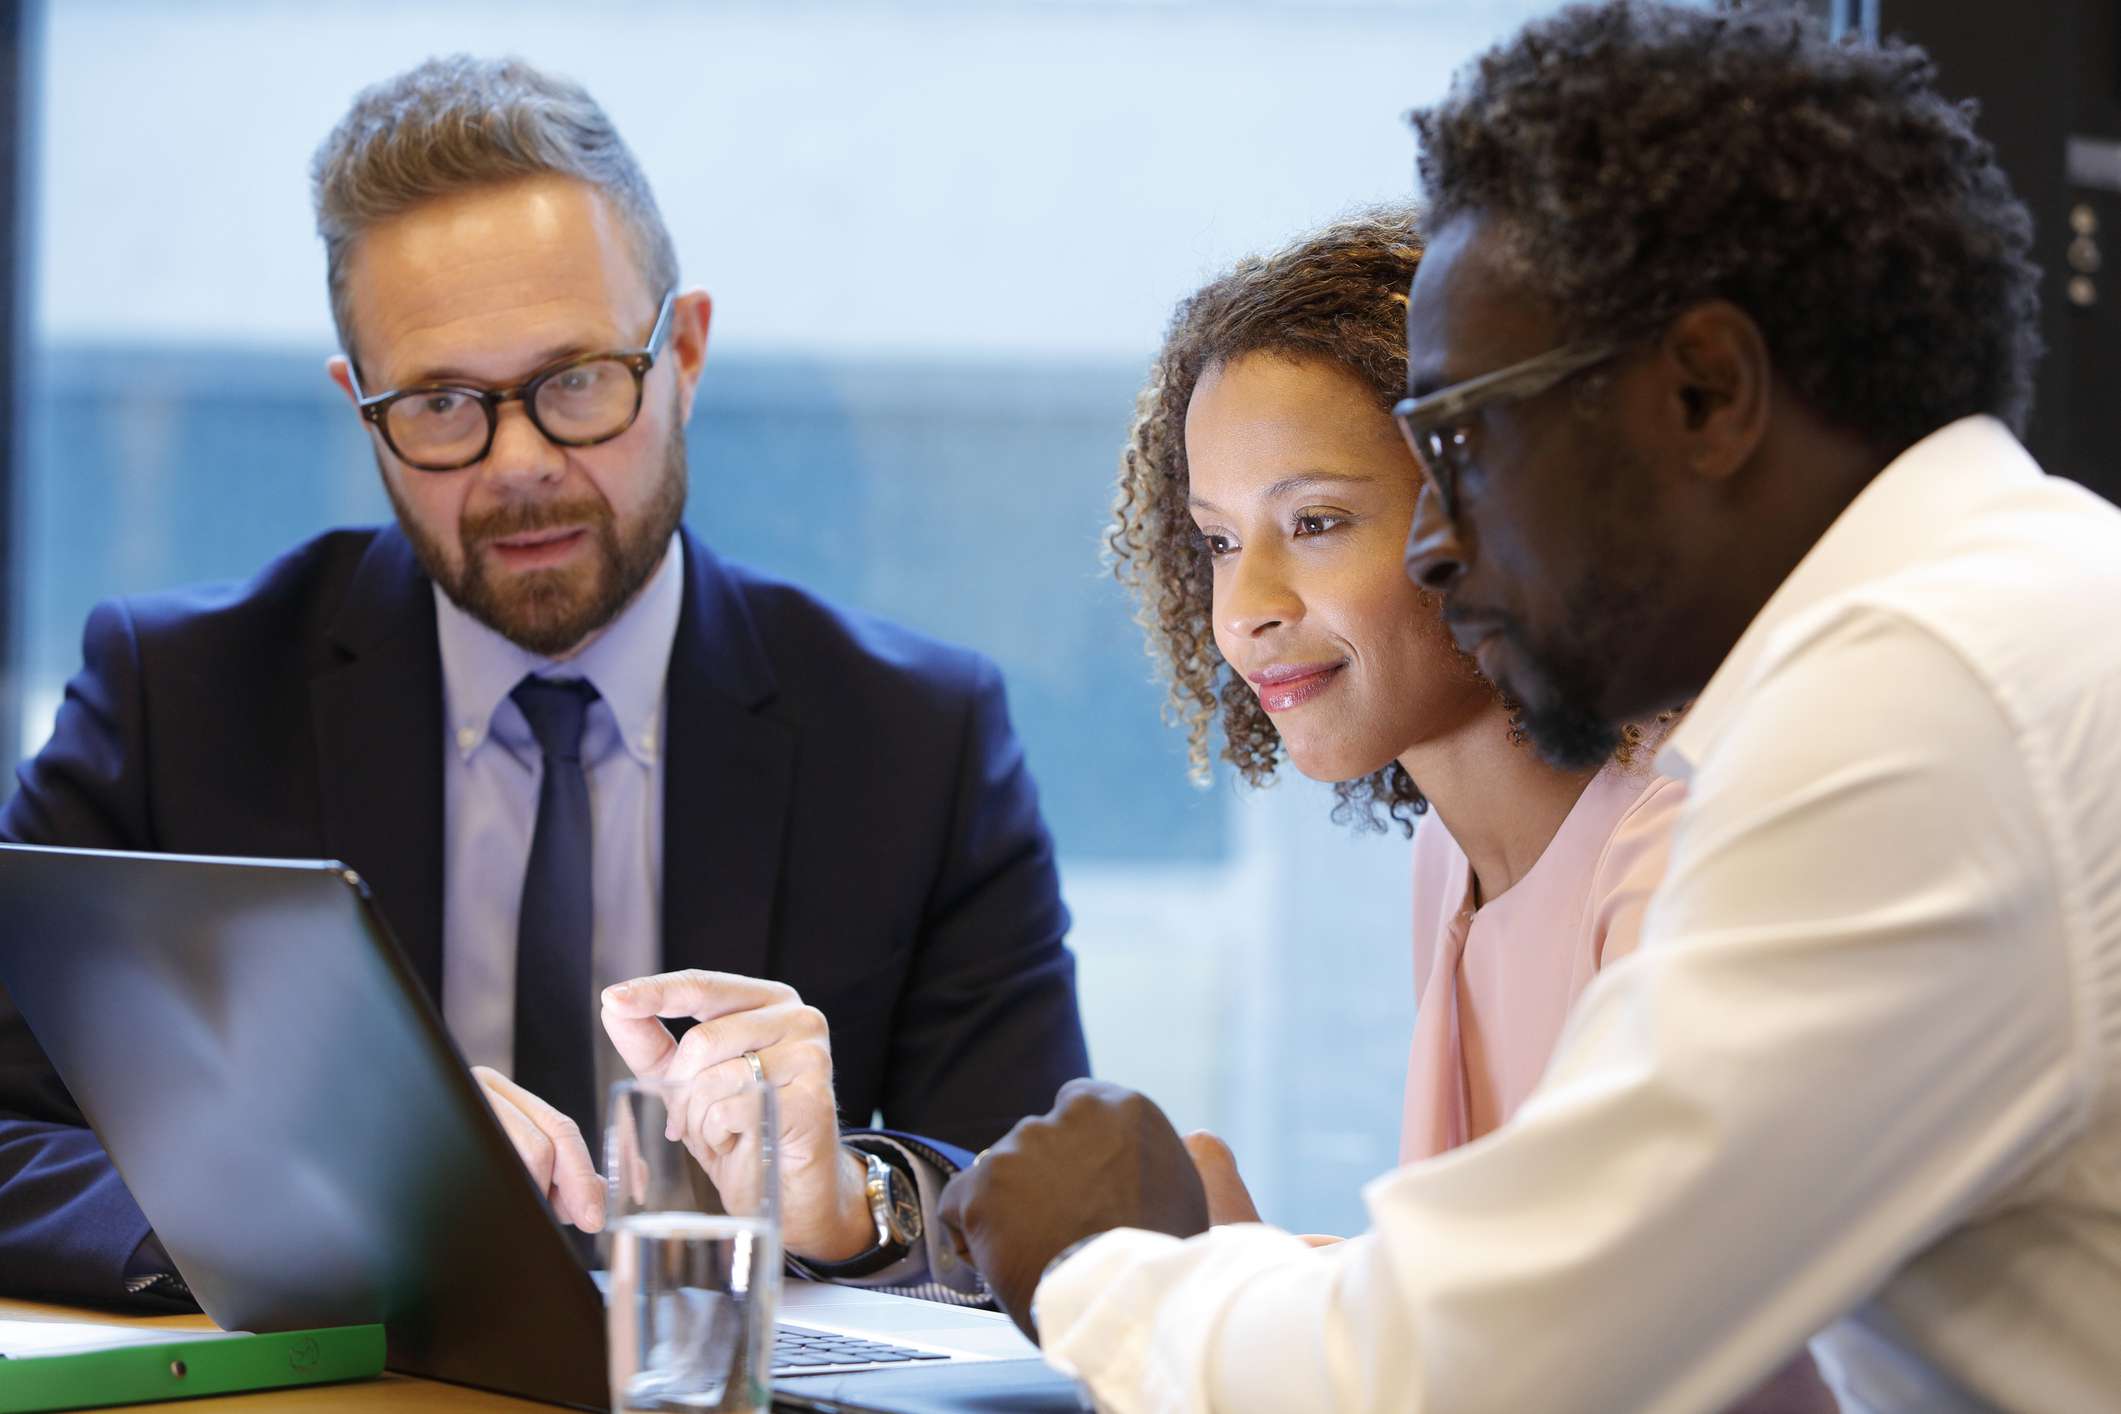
[605,1076,781,1414]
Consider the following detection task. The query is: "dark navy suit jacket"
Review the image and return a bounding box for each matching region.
[0,526,1088,1304]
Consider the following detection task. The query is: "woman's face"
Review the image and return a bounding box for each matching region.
[1186,352,1490,782]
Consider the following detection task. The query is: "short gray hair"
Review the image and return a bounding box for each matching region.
[311,55,680,362]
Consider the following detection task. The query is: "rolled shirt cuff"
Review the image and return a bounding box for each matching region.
[1032,1224,1338,1414]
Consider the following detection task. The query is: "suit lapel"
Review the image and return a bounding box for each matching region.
[309,529,447,1001]
[660,532,793,982]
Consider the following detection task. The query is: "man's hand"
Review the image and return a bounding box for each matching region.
[601,970,876,1263]
[471,1065,605,1232]
[938,1079,1209,1341]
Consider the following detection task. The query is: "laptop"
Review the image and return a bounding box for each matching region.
[0,844,1083,1412]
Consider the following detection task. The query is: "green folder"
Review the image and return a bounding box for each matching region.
[0,1323,385,1411]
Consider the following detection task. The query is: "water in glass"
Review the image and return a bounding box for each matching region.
[606,1078,780,1414]
[608,1211,780,1412]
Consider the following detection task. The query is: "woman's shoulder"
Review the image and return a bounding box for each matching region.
[1609,765,1688,837]
[1578,755,1684,832]
[1410,814,1472,991]
[1583,766,1688,967]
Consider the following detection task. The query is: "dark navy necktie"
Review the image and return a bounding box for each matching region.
[511,676,602,1149]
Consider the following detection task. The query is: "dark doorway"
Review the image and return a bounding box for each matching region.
[1880,1,2121,501]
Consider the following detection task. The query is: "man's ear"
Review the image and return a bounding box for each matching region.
[668,289,713,425]
[326,354,359,407]
[1659,300,1770,483]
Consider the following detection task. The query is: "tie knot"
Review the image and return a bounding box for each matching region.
[511,676,599,763]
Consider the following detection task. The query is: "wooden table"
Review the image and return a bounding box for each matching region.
[0,1299,555,1411]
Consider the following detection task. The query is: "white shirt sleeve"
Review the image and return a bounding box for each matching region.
[1035,605,2087,1414]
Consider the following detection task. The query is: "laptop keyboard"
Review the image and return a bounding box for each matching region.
[772,1323,955,1374]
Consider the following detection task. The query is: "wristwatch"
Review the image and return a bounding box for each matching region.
[802,1146,922,1278]
[861,1148,923,1252]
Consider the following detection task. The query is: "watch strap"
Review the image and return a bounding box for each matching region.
[796,1146,916,1279]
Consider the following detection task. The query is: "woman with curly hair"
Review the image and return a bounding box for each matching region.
[1109,207,1685,1180]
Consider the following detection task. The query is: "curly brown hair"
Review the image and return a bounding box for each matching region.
[1108,207,1437,835]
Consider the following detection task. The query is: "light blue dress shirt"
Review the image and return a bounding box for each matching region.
[430,533,968,1298]
[434,533,684,1101]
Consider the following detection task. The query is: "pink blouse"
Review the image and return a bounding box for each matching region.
[1396,765,1836,1414]
[1401,763,1686,1162]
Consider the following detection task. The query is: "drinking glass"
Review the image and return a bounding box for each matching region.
[605,1077,781,1414]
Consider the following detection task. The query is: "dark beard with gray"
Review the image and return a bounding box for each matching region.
[387,425,688,657]
[1514,682,1625,771]
[1499,572,1665,772]
[1509,439,1670,770]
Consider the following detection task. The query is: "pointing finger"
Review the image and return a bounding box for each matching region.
[602,970,793,1023]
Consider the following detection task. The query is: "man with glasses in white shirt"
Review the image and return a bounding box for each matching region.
[941,4,2121,1410]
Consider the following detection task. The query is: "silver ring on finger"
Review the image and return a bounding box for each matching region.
[742,1049,767,1085]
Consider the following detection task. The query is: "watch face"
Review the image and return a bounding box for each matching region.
[885,1168,923,1244]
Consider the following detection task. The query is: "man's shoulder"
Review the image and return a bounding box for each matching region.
[1833,476,2121,721]
[708,552,997,708]
[114,527,393,639]
[1691,476,2121,839]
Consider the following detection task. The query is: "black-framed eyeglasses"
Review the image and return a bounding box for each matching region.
[1392,334,1635,522]
[348,289,678,473]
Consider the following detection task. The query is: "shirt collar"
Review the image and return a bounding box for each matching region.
[1656,415,2039,782]
[434,530,685,768]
